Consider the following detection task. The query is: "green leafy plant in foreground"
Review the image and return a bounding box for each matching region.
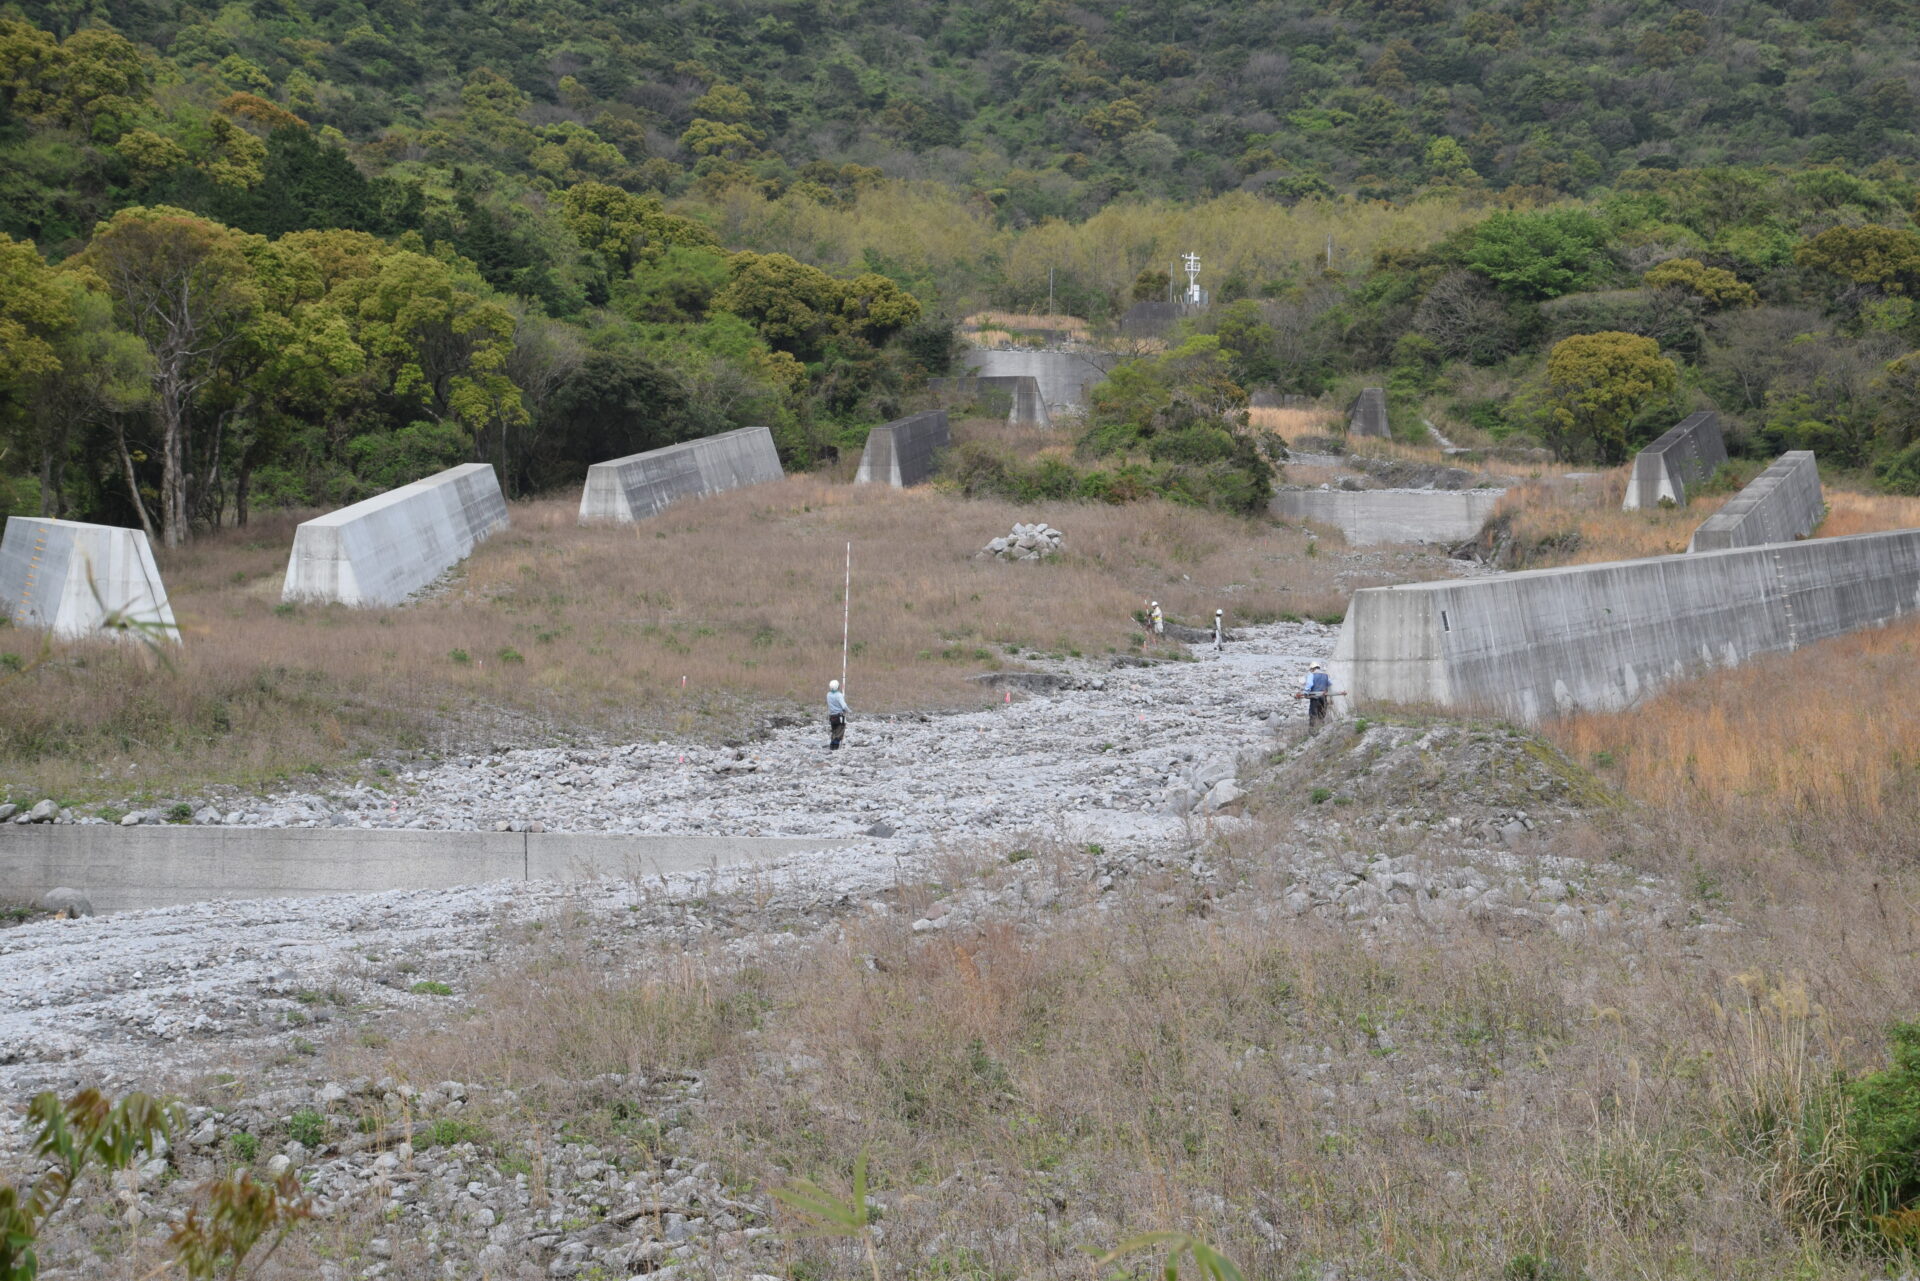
[1094,1231,1247,1281]
[0,1089,179,1280]
[771,1148,882,1281]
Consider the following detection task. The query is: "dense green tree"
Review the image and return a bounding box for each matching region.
[1464,210,1612,301]
[1542,331,1679,463]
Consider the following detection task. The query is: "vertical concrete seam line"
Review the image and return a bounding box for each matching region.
[524,829,530,881]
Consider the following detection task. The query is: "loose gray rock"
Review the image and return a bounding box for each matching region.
[28,799,58,823]
[0,804,15,822]
[38,888,92,918]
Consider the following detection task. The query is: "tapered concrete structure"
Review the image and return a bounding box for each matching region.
[965,349,1102,408]
[1623,411,1726,510]
[1689,451,1823,552]
[1271,489,1504,546]
[0,517,178,642]
[1348,387,1390,438]
[856,411,950,487]
[930,376,1053,428]
[1332,526,1920,724]
[577,426,783,523]
[282,463,508,607]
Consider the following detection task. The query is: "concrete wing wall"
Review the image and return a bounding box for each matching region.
[283,463,509,607]
[929,376,1054,429]
[1334,527,1920,724]
[0,517,178,641]
[1623,411,1726,509]
[577,425,784,523]
[856,410,949,487]
[1348,387,1391,438]
[1689,451,1823,552]
[1270,489,1503,546]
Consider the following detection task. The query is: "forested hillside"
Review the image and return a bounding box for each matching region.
[4,0,1920,541]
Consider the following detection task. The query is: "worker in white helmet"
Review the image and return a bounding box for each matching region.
[827,679,849,751]
[1293,661,1334,732]
[1211,608,1225,653]
[1149,600,1164,636]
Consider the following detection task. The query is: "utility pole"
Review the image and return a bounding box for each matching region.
[1326,233,1334,272]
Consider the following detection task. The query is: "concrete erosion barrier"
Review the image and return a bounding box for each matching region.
[283,463,508,607]
[0,517,178,641]
[0,826,867,913]
[1689,451,1823,552]
[964,348,1102,409]
[930,376,1053,429]
[1348,387,1390,438]
[1623,411,1726,510]
[855,411,950,488]
[1271,489,1504,546]
[578,425,784,523]
[1331,526,1920,724]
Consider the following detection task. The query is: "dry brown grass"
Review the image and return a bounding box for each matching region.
[1248,405,1339,443]
[1819,490,1920,538]
[1,479,1415,799]
[1550,616,1920,828]
[961,310,1092,344]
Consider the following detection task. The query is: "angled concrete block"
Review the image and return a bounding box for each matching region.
[1270,489,1504,546]
[856,411,950,487]
[1332,527,1920,724]
[1623,411,1726,510]
[0,517,178,642]
[578,426,783,523]
[1688,451,1823,552]
[1347,387,1391,438]
[282,463,508,607]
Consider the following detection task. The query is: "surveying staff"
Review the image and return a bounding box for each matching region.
[1212,609,1225,653]
[827,679,849,751]
[1293,661,1333,732]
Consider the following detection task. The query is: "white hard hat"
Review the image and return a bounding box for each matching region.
[829,679,840,691]
[1309,661,1323,670]
[1215,609,1223,616]
[1150,600,1159,607]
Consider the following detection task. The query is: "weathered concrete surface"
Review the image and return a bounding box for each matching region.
[929,376,1053,428]
[1332,527,1920,724]
[1348,387,1391,438]
[1271,489,1504,546]
[1689,451,1823,552]
[1623,411,1726,510]
[0,827,863,913]
[283,464,508,607]
[0,517,178,641]
[963,348,1104,408]
[856,410,950,487]
[578,425,783,523]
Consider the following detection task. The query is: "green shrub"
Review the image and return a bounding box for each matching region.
[410,980,454,996]
[288,1108,325,1148]
[227,1131,260,1163]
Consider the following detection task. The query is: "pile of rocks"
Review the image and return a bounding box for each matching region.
[980,522,1063,560]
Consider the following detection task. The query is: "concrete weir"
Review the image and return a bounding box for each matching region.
[283,463,508,607]
[963,348,1103,409]
[1689,451,1823,552]
[1271,489,1503,546]
[0,517,178,641]
[0,826,865,913]
[1623,411,1726,510]
[1348,387,1390,438]
[578,425,783,523]
[856,410,950,488]
[1332,526,1920,724]
[930,376,1053,429]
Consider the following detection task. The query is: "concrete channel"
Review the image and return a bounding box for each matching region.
[0,827,865,913]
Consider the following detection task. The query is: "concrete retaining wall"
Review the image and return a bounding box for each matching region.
[1331,526,1920,724]
[1623,411,1726,510]
[856,411,950,487]
[0,826,864,913]
[0,517,178,641]
[1689,451,1823,552]
[963,349,1103,408]
[929,376,1053,429]
[578,425,784,523]
[1271,489,1504,546]
[283,464,508,607]
[1348,388,1390,438]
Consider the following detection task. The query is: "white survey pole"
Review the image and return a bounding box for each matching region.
[841,541,852,691]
